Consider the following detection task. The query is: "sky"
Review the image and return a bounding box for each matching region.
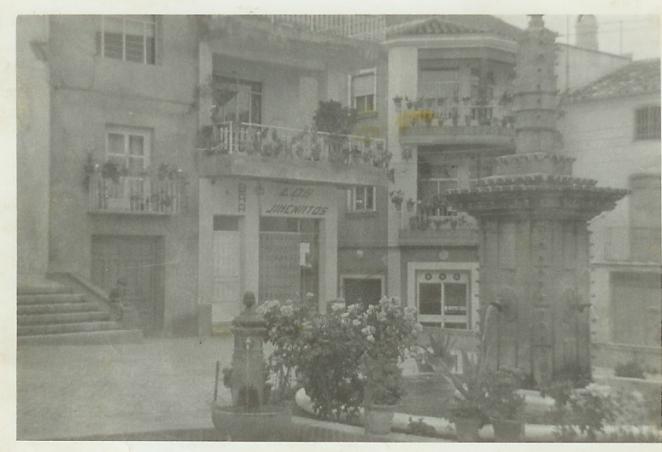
[500,15,660,60]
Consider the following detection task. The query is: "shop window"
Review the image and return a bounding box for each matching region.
[416,271,470,330]
[635,106,660,140]
[213,76,262,124]
[350,69,376,114]
[347,186,376,212]
[99,16,157,65]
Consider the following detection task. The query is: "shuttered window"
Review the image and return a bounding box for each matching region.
[99,16,157,65]
[635,106,660,140]
[350,70,376,113]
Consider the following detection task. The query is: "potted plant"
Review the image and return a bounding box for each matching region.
[393,95,403,110]
[390,190,404,210]
[406,198,416,212]
[445,350,489,441]
[485,368,526,441]
[358,297,421,435]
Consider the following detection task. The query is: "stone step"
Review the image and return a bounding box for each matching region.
[18,329,143,346]
[18,293,86,305]
[18,302,101,315]
[18,311,111,326]
[17,282,71,295]
[18,321,120,336]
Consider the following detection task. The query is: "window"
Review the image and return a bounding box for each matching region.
[635,106,660,140]
[416,271,470,330]
[347,186,376,212]
[100,16,157,65]
[342,276,383,308]
[350,70,376,114]
[106,126,151,174]
[213,76,262,124]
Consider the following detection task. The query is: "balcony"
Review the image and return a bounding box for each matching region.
[602,226,662,264]
[398,206,479,247]
[196,122,389,186]
[88,172,183,215]
[396,97,515,149]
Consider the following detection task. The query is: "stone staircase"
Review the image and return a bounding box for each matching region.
[18,281,142,345]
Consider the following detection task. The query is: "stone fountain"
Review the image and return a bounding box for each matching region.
[211,292,292,440]
[446,15,628,386]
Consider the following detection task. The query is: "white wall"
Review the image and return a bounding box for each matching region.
[558,94,661,257]
[17,16,51,280]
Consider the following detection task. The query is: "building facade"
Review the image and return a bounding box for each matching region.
[558,59,662,371]
[17,15,659,357]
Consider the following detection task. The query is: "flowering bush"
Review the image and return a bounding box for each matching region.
[258,299,309,404]
[257,297,422,417]
[296,302,366,420]
[352,297,422,406]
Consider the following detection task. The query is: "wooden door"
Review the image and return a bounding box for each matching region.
[91,235,164,335]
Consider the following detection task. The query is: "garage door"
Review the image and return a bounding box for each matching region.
[91,235,164,335]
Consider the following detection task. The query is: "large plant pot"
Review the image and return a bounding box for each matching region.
[492,418,524,442]
[211,403,292,441]
[454,416,482,441]
[364,404,396,435]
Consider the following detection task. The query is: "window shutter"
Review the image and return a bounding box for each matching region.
[352,73,374,98]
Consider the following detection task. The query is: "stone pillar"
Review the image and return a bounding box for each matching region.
[230,292,267,407]
[386,45,418,300]
[447,16,627,384]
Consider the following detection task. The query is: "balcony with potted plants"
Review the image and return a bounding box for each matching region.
[85,157,186,215]
[396,193,479,247]
[196,120,390,187]
[394,92,516,149]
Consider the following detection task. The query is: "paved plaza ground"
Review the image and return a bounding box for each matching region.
[17,336,235,440]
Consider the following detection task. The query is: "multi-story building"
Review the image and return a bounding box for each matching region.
[17,14,658,360]
[558,58,661,371]
[17,15,388,338]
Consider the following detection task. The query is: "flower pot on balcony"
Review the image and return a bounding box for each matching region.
[364,403,396,435]
[491,418,524,442]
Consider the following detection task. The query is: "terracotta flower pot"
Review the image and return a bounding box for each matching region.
[454,416,482,441]
[364,404,396,435]
[492,418,524,442]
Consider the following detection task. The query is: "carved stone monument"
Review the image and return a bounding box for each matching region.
[447,15,627,385]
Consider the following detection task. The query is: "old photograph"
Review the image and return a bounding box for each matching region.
[15,11,661,444]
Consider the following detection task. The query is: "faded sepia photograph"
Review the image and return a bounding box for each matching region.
[15,9,661,445]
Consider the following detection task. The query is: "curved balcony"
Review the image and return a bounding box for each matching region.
[396,99,516,149]
[196,122,390,186]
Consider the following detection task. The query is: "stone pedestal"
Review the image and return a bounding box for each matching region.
[230,292,267,407]
[446,16,627,384]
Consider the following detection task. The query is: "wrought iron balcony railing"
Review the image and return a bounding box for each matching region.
[197,121,390,170]
[88,172,183,215]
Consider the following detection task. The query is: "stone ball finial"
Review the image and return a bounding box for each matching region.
[242,291,256,310]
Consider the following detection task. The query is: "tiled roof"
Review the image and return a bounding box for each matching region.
[386,15,523,41]
[564,58,661,102]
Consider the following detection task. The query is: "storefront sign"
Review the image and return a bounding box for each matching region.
[261,183,330,218]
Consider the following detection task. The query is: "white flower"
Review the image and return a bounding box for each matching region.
[331,302,345,312]
[280,305,294,316]
[361,326,371,336]
[341,312,350,319]
[366,335,375,342]
[352,319,361,326]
